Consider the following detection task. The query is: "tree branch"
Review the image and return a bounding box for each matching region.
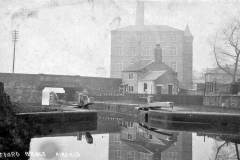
[213,45,233,76]
[214,142,227,160]
[235,143,240,160]
[212,18,240,83]
[219,50,237,61]
[228,25,240,55]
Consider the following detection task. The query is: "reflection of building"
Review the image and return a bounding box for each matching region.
[109,133,153,160]
[93,109,192,160]
[122,44,178,94]
[110,1,193,89]
[161,133,192,160]
[109,121,182,160]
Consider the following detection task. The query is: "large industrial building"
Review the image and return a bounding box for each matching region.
[110,1,193,89]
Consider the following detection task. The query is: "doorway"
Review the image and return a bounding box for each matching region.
[168,85,173,95]
[156,86,162,94]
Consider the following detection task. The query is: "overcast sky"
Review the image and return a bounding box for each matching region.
[0,0,240,77]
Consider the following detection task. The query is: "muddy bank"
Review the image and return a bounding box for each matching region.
[0,82,34,159]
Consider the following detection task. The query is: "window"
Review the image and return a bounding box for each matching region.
[139,153,149,160]
[128,86,134,92]
[208,82,215,92]
[149,134,152,139]
[128,47,136,56]
[143,47,152,56]
[162,33,176,41]
[113,150,121,160]
[128,121,133,128]
[144,83,147,92]
[129,73,134,79]
[163,47,176,56]
[112,134,121,144]
[171,61,177,71]
[143,34,151,41]
[127,134,133,140]
[169,34,176,41]
[127,151,135,160]
[112,63,123,71]
[113,47,122,56]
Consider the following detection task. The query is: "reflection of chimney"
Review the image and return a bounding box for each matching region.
[154,44,162,63]
[136,1,144,25]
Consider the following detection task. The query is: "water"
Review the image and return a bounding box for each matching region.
[27,117,239,160]
[28,127,239,160]
[2,109,240,160]
[30,134,109,160]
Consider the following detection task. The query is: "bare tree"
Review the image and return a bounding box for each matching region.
[213,18,240,83]
[214,142,227,160]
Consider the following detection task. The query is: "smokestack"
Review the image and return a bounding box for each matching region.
[154,44,162,63]
[136,1,144,25]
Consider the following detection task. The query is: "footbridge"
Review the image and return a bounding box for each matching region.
[0,73,121,104]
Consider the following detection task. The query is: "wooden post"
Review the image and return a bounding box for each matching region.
[0,82,4,95]
[235,143,240,160]
[2,93,7,105]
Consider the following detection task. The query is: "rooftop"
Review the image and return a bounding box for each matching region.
[113,25,183,32]
[123,60,175,74]
[141,71,166,81]
[123,60,153,72]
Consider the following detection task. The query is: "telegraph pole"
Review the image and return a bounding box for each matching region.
[12,30,19,73]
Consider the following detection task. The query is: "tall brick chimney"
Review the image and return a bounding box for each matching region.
[136,1,144,25]
[154,44,162,63]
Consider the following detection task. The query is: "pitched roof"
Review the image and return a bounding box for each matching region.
[123,60,176,74]
[146,61,174,72]
[113,25,182,32]
[123,60,153,72]
[141,71,166,81]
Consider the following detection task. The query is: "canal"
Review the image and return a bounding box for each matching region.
[2,108,240,160]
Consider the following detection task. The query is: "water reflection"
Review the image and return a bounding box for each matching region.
[30,134,109,160]
[1,110,240,160]
[30,112,240,160]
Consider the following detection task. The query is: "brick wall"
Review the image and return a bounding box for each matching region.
[0,73,122,104]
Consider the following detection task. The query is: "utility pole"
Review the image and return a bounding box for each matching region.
[12,30,19,73]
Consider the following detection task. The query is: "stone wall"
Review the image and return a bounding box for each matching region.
[0,73,122,104]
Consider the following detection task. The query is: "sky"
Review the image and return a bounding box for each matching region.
[0,0,240,77]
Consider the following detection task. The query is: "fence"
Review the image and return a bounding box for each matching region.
[204,95,240,108]
[92,93,203,105]
[153,94,203,105]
